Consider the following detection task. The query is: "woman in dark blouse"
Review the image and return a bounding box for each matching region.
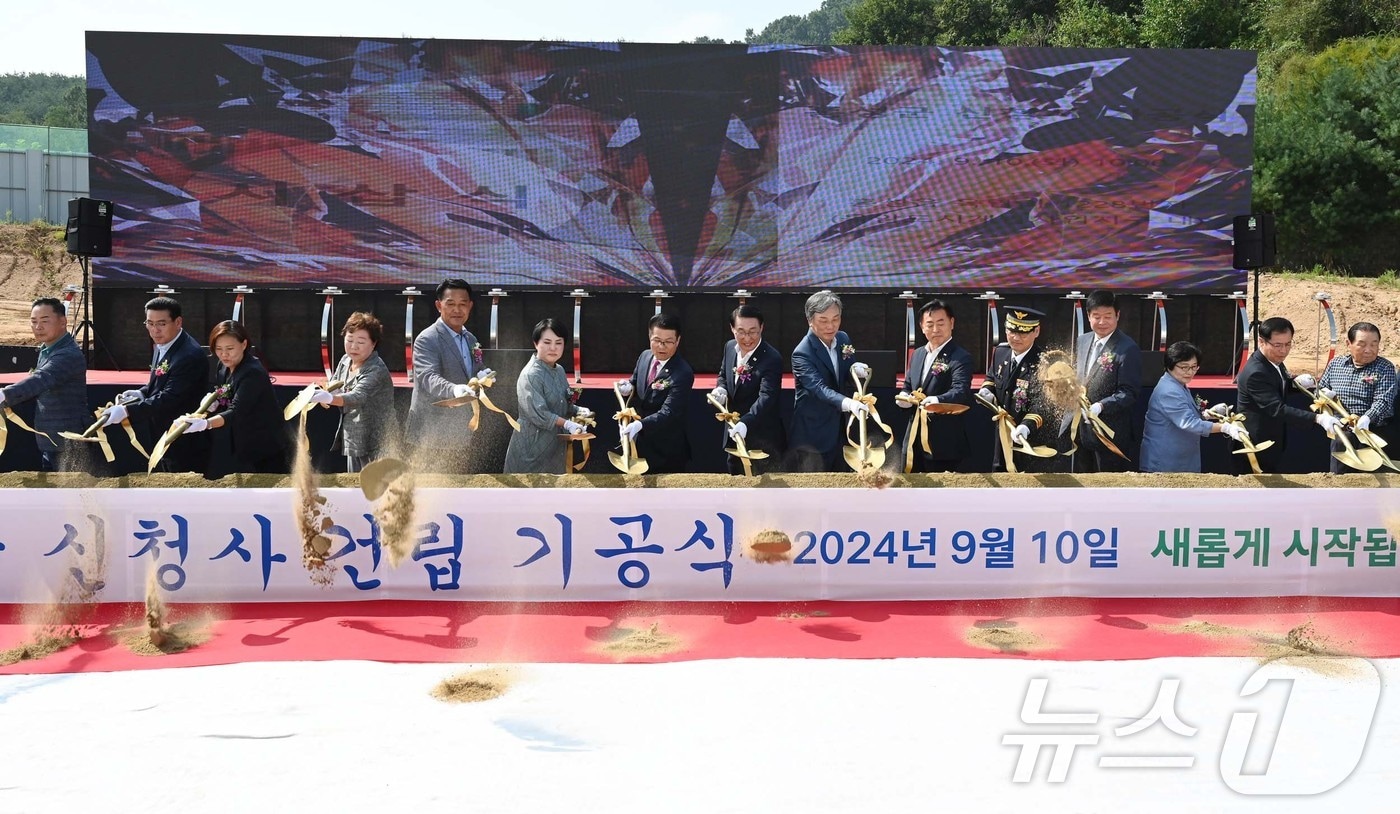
[181,320,289,477]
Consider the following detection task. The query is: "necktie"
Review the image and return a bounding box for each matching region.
[647,358,661,388]
[152,347,161,368]
[1087,340,1103,375]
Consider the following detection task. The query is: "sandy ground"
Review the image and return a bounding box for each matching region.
[2,224,1399,375]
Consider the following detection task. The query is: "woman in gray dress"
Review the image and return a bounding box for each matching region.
[504,318,592,474]
[311,312,396,472]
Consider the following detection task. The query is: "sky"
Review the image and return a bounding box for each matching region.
[1,0,821,76]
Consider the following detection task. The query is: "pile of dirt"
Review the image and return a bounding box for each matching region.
[430,667,514,703]
[745,529,794,564]
[963,619,1050,654]
[0,526,107,666]
[0,223,79,345]
[1155,617,1361,676]
[599,622,684,659]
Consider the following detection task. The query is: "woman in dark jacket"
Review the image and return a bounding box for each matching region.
[181,320,288,477]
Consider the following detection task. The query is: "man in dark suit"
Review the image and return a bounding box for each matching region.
[978,307,1063,473]
[407,278,487,473]
[710,303,785,475]
[789,290,869,472]
[0,298,89,471]
[1236,316,1339,473]
[895,299,972,472]
[102,295,207,472]
[618,312,693,473]
[1064,290,1142,472]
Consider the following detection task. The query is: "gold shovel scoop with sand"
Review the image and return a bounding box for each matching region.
[283,379,344,421]
[559,410,597,473]
[59,392,147,463]
[708,389,768,476]
[1292,381,1395,472]
[1202,404,1275,475]
[609,382,648,475]
[147,389,222,472]
[973,389,1057,473]
[842,363,891,473]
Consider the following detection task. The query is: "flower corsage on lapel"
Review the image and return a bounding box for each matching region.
[152,359,171,377]
[568,385,583,405]
[1013,382,1028,414]
[1096,349,1117,373]
[735,362,752,384]
[211,383,233,413]
[471,342,484,367]
[651,376,672,391]
[1362,372,1378,386]
[930,358,949,377]
[841,344,855,360]
[1195,396,1209,417]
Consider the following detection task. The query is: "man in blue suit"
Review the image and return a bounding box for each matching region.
[1063,290,1142,472]
[0,298,89,471]
[895,299,973,472]
[618,312,693,473]
[102,295,208,472]
[789,290,869,472]
[710,303,785,474]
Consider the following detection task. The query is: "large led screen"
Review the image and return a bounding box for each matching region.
[87,33,1255,291]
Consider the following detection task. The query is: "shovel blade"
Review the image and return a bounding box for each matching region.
[359,457,410,501]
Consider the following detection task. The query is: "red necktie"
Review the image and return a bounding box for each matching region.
[647,358,661,388]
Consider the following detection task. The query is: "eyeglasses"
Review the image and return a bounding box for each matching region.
[649,336,678,347]
[1265,340,1293,349]
[732,328,761,337]
[1175,364,1200,373]
[143,320,172,329]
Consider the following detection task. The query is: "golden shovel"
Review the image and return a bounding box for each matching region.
[707,392,768,476]
[608,383,649,475]
[147,389,221,473]
[842,365,888,473]
[1292,381,1392,471]
[283,379,344,421]
[59,393,146,463]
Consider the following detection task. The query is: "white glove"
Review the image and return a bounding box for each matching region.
[850,362,870,380]
[450,384,476,399]
[1294,373,1316,390]
[310,389,335,405]
[1011,424,1030,443]
[182,417,209,433]
[1210,402,1231,416]
[1089,402,1103,418]
[574,406,593,420]
[1357,415,1372,432]
[480,367,495,378]
[1316,414,1341,433]
[841,397,869,418]
[896,392,914,408]
[562,419,585,435]
[119,388,144,402]
[616,380,634,398]
[621,421,643,440]
[1319,387,1336,400]
[977,387,994,402]
[102,404,129,427]
[1219,422,1245,441]
[921,395,939,407]
[710,386,728,404]
[730,421,748,441]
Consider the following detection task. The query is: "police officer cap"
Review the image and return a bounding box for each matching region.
[1005,307,1045,332]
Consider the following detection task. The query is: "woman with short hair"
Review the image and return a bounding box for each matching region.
[504,318,591,474]
[1140,341,1242,473]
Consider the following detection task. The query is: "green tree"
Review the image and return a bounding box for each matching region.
[0,73,84,127]
[1138,0,1254,49]
[1049,0,1140,47]
[42,84,86,128]
[1255,38,1400,273]
[747,0,860,44]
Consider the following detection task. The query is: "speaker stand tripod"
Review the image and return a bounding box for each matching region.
[70,254,120,370]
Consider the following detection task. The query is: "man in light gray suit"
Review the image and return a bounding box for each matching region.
[407,278,488,473]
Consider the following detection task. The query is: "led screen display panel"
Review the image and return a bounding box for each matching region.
[88,33,1254,291]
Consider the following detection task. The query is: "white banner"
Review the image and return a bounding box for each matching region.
[1,488,1397,602]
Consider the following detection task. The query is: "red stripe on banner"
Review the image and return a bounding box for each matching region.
[5,597,1400,675]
